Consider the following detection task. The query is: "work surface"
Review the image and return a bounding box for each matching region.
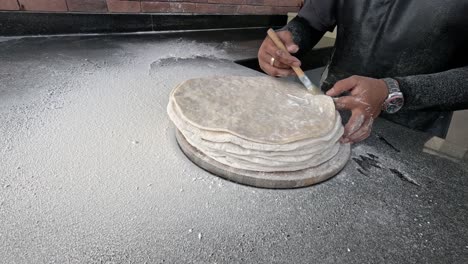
[1,29,467,263]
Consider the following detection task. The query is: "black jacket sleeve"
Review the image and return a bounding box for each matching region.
[279,0,337,56]
[395,66,468,111]
[280,16,325,57]
[297,0,337,32]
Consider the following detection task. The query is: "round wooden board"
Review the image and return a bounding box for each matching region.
[175,129,351,189]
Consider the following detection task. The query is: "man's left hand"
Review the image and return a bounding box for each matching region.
[326,75,389,144]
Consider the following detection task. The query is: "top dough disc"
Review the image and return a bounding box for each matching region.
[171,76,337,144]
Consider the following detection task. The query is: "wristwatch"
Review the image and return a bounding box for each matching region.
[382,78,404,114]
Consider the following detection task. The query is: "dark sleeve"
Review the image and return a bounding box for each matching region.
[278,0,337,56]
[394,66,468,111]
[280,16,324,56]
[297,0,337,32]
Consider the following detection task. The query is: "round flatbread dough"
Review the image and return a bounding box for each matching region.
[168,98,343,152]
[167,76,345,172]
[168,99,343,171]
[171,76,336,144]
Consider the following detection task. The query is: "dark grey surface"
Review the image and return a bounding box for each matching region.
[0,12,287,36]
[0,29,467,263]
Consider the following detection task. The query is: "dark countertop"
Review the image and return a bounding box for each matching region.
[0,29,467,263]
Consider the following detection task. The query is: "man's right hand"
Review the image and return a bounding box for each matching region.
[258,30,302,77]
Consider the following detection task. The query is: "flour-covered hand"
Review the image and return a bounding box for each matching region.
[326,76,389,143]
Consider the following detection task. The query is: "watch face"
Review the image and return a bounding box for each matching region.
[386,96,404,114]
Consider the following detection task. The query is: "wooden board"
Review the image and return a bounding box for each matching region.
[175,129,351,189]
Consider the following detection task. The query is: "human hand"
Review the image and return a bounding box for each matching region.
[326,76,389,144]
[258,30,301,77]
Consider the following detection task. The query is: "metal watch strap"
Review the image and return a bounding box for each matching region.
[381,78,404,114]
[383,78,400,94]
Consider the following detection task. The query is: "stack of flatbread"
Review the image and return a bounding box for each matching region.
[167,76,344,172]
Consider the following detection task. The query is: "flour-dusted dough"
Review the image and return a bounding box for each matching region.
[167,76,344,172]
[171,76,336,144]
[168,99,343,152]
[168,102,343,171]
